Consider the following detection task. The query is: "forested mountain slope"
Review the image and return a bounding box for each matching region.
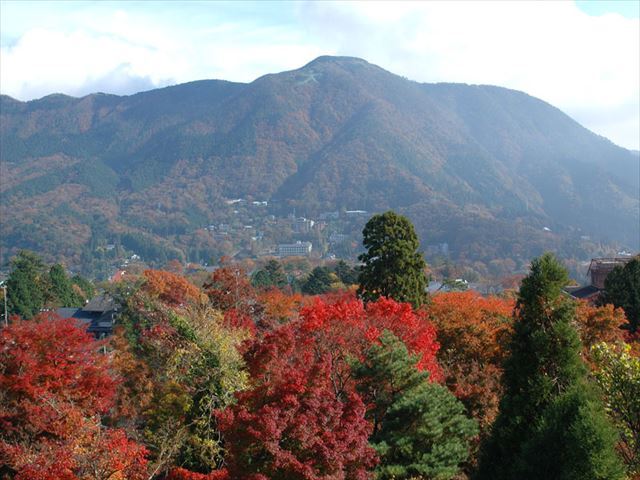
[1,56,638,272]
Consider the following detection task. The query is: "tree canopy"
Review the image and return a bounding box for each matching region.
[357,211,428,308]
[601,256,640,332]
[475,253,624,480]
[354,330,477,479]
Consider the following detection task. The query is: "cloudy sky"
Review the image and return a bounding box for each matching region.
[1,1,638,149]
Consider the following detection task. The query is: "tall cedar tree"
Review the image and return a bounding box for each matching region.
[357,211,428,308]
[6,250,46,319]
[600,256,640,332]
[354,331,477,480]
[475,253,624,480]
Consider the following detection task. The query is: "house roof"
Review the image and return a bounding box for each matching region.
[83,295,116,312]
[56,295,116,336]
[566,285,601,299]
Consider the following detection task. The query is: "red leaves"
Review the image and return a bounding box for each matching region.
[0,313,148,479]
[0,313,116,419]
[218,295,442,478]
[167,468,229,480]
[218,341,376,479]
[299,295,442,381]
[204,265,255,312]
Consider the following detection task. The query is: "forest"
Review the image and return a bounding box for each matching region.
[1,212,638,480]
[2,57,638,281]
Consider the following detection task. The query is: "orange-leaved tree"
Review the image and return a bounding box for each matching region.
[428,291,514,432]
[143,269,204,307]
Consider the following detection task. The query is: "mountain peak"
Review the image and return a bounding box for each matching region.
[298,55,383,75]
[305,55,370,66]
[1,57,638,275]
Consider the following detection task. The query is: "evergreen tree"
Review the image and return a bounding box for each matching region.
[334,260,359,286]
[250,269,271,289]
[475,253,624,480]
[357,211,428,308]
[600,256,639,332]
[354,330,477,479]
[6,250,46,319]
[251,259,288,289]
[264,259,287,288]
[302,266,334,295]
[47,264,84,307]
[71,274,96,300]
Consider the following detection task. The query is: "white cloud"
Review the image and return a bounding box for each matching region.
[0,1,637,149]
[297,1,639,149]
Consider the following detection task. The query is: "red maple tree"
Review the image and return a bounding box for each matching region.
[218,324,377,480]
[0,313,148,479]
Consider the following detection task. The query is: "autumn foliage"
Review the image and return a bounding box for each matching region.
[575,301,627,355]
[299,294,442,380]
[166,467,229,480]
[258,287,305,324]
[218,324,377,479]
[204,265,255,312]
[143,269,204,306]
[217,295,445,479]
[429,291,514,431]
[13,261,631,479]
[0,313,148,479]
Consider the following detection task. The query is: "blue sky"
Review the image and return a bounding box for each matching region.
[575,0,639,18]
[1,1,638,149]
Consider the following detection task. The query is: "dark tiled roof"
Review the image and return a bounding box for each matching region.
[56,296,116,337]
[566,285,601,299]
[83,295,116,312]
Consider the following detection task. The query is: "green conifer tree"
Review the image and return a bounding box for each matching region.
[475,253,624,480]
[251,259,288,289]
[334,260,359,286]
[48,264,84,307]
[6,250,46,319]
[354,330,477,479]
[301,266,334,295]
[357,211,428,308]
[71,274,96,300]
[600,256,639,332]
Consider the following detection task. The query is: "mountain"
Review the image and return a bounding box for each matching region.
[1,56,638,275]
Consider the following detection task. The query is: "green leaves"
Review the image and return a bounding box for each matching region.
[354,331,477,479]
[601,257,640,332]
[357,211,428,308]
[476,253,624,480]
[591,342,640,475]
[6,250,47,319]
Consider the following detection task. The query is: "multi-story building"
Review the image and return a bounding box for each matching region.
[277,241,313,257]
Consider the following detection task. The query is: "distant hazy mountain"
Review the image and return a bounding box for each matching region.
[1,56,638,270]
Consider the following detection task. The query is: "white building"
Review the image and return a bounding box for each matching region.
[277,241,313,257]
